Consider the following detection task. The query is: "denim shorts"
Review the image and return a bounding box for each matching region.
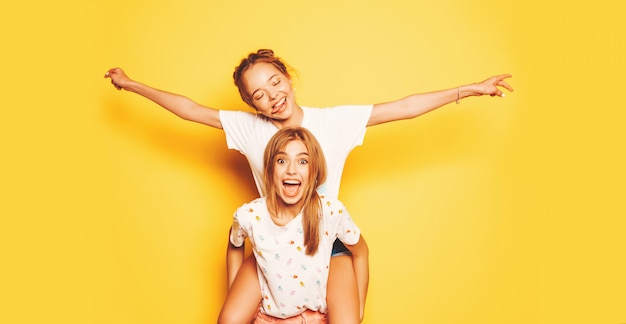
[331,239,352,257]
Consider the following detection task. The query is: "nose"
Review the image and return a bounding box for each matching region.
[286,161,297,174]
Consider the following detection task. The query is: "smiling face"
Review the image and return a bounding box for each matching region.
[263,127,327,220]
[272,139,311,209]
[242,62,297,120]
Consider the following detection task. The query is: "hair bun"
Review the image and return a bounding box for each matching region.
[256,49,274,57]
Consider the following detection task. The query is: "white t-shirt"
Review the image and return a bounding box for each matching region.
[219,105,373,198]
[230,195,361,319]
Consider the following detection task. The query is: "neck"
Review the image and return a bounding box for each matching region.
[270,200,303,226]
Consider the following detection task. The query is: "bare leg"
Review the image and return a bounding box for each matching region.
[218,255,261,324]
[326,255,360,324]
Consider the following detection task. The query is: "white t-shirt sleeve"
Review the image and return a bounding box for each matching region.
[332,104,372,149]
[323,197,361,246]
[302,105,373,198]
[219,110,277,196]
[230,207,249,248]
[219,110,256,153]
[306,104,372,149]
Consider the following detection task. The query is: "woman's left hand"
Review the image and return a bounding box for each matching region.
[474,74,514,97]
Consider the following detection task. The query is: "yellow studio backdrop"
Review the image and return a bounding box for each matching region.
[1,0,624,323]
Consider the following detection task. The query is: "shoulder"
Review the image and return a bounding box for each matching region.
[303,104,372,115]
[220,109,270,128]
[301,105,373,130]
[235,197,267,218]
[220,110,278,147]
[219,109,254,119]
[319,195,347,215]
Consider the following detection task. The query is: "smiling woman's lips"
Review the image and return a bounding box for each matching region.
[271,97,287,114]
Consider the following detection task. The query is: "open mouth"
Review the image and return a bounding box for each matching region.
[271,97,286,114]
[282,179,301,197]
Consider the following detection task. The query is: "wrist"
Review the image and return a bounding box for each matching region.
[122,79,140,92]
[459,85,473,99]
[456,84,478,102]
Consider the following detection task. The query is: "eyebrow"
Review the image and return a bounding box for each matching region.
[275,151,309,157]
[251,74,280,97]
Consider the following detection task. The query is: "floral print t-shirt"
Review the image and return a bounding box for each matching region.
[230,195,361,319]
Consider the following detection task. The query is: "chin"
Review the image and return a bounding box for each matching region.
[281,197,301,205]
[279,194,304,206]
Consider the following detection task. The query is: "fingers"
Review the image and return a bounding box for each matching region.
[490,89,504,97]
[498,80,514,92]
[104,68,123,90]
[496,73,512,80]
[104,68,121,78]
[110,80,122,90]
[489,74,513,97]
[104,68,116,78]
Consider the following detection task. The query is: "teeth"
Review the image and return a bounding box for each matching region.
[284,180,300,185]
[274,97,285,108]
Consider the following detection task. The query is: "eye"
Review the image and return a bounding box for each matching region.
[276,158,286,164]
[298,159,308,165]
[272,79,281,86]
[253,93,264,101]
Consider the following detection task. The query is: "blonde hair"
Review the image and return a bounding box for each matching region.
[263,127,327,255]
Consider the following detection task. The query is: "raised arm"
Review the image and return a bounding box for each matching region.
[104,68,223,129]
[367,74,514,126]
[345,235,370,322]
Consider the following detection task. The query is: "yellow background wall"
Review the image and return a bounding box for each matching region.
[2,1,625,323]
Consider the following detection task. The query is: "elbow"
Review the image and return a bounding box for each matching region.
[178,111,197,122]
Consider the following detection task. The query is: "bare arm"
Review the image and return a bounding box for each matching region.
[226,227,245,289]
[104,68,223,129]
[220,241,261,323]
[368,74,514,126]
[345,235,369,322]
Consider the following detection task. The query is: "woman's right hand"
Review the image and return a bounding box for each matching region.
[104,68,131,90]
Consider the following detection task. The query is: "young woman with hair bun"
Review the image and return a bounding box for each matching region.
[105,49,513,323]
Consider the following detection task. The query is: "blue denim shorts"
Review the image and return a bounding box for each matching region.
[331,239,352,257]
